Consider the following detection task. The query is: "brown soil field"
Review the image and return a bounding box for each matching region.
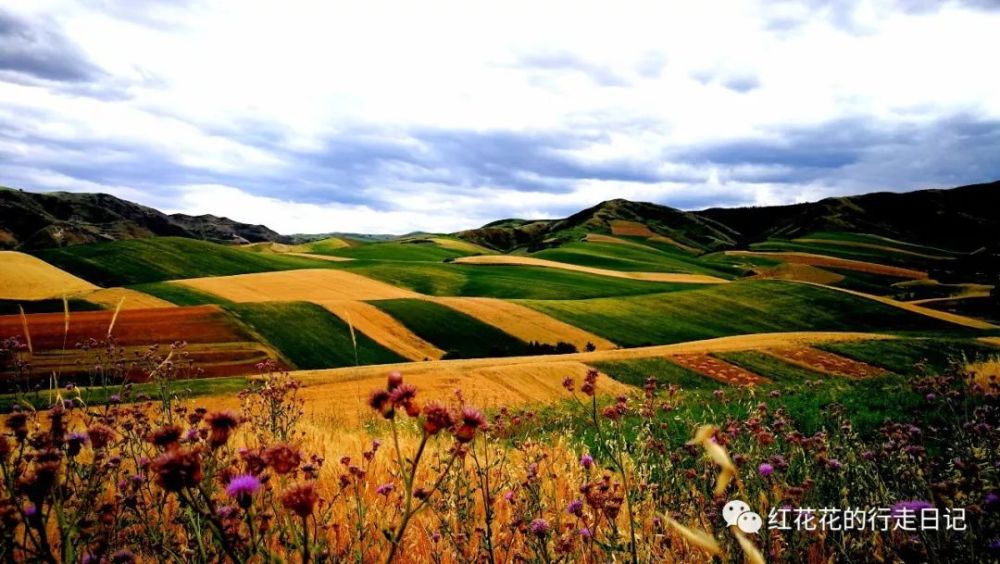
[751,263,846,285]
[792,238,954,260]
[0,251,98,300]
[453,255,728,284]
[426,296,616,351]
[83,288,176,310]
[725,251,928,279]
[317,300,445,361]
[609,220,656,237]
[670,354,768,386]
[175,269,419,302]
[0,305,251,348]
[766,346,887,378]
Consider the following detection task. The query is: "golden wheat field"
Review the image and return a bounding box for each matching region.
[318,299,445,361]
[427,296,617,351]
[453,254,728,284]
[175,269,420,302]
[427,237,494,254]
[0,251,98,300]
[82,287,176,309]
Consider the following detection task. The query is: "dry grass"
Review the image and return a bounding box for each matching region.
[318,299,445,361]
[609,220,656,237]
[584,233,659,252]
[0,251,98,300]
[83,287,176,310]
[453,255,728,284]
[751,263,845,285]
[725,250,928,279]
[980,337,1000,347]
[427,296,617,351]
[965,357,1000,395]
[283,252,354,262]
[175,269,419,302]
[206,361,633,426]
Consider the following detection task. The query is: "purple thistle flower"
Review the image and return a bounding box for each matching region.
[24,504,37,518]
[376,482,395,496]
[580,453,594,469]
[530,518,551,537]
[579,527,593,539]
[989,539,1000,556]
[758,463,774,477]
[109,394,121,404]
[567,499,584,516]
[226,474,261,508]
[504,491,515,502]
[925,392,936,402]
[827,459,843,470]
[985,491,999,512]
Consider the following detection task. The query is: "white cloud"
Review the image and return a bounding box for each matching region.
[2,0,999,233]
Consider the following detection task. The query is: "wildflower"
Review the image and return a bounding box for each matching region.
[455,407,486,443]
[149,425,183,450]
[109,394,121,405]
[389,383,420,417]
[422,402,453,435]
[368,389,394,419]
[562,376,574,392]
[387,371,404,390]
[925,392,936,402]
[205,411,240,448]
[567,499,584,516]
[758,463,774,477]
[282,483,319,517]
[530,518,551,537]
[226,474,262,508]
[990,539,1000,557]
[264,443,301,474]
[580,453,594,469]
[827,459,843,471]
[579,527,592,539]
[504,491,515,502]
[581,369,598,396]
[152,448,203,492]
[376,482,395,496]
[87,424,116,449]
[986,492,999,512]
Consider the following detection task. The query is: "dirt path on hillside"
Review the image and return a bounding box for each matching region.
[453,255,728,284]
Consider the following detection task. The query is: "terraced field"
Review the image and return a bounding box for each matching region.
[766,346,887,378]
[669,354,768,385]
[530,240,734,277]
[521,280,958,347]
[725,250,928,279]
[454,255,728,283]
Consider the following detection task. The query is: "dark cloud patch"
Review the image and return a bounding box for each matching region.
[0,9,104,83]
[673,114,1000,191]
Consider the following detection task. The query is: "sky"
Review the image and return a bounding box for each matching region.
[1,0,999,235]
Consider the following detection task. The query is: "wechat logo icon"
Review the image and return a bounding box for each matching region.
[723,500,762,534]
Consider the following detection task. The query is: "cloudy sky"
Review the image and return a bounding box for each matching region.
[2,0,999,234]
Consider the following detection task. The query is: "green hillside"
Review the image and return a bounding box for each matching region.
[370,299,532,359]
[224,302,404,369]
[521,280,969,347]
[32,237,339,285]
[530,241,738,277]
[318,240,471,261]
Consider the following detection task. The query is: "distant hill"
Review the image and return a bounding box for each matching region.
[0,187,288,249]
[697,180,1000,252]
[457,198,737,252]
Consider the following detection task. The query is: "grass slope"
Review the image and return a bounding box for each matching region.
[591,358,714,389]
[33,237,339,286]
[131,282,234,306]
[818,338,999,374]
[370,299,532,359]
[338,261,684,299]
[0,298,103,315]
[522,280,967,348]
[713,351,830,384]
[531,241,737,278]
[320,241,469,261]
[224,302,405,369]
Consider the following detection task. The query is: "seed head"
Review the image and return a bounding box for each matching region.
[282,482,319,517]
